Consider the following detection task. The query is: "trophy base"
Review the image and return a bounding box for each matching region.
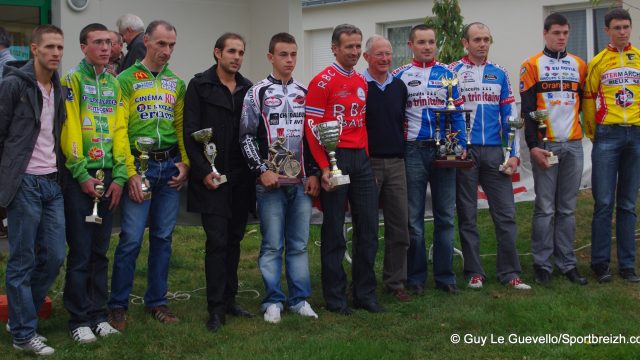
[498,164,514,176]
[142,191,152,200]
[434,156,474,169]
[330,174,350,186]
[85,215,103,224]
[213,174,228,186]
[548,152,558,165]
[278,177,302,185]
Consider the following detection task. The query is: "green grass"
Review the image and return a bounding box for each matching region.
[2,189,640,359]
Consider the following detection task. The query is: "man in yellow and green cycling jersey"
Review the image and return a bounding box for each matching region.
[108,20,189,330]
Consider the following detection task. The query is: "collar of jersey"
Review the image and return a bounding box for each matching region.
[461,55,487,66]
[268,74,294,85]
[607,42,633,52]
[133,59,169,77]
[411,58,437,68]
[79,58,107,77]
[543,47,567,59]
[332,63,354,77]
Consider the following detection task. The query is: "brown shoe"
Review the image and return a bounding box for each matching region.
[146,305,179,324]
[388,288,411,302]
[108,308,127,332]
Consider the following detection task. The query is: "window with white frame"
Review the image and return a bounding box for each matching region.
[549,5,617,61]
[383,21,422,69]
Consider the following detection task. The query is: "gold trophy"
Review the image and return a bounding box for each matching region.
[266,127,301,185]
[529,110,558,165]
[192,128,227,186]
[85,169,105,224]
[441,75,459,111]
[499,117,524,175]
[308,116,350,186]
[135,137,155,200]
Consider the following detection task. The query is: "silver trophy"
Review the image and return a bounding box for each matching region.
[499,116,524,175]
[308,116,350,186]
[135,137,155,200]
[85,169,105,224]
[529,110,558,165]
[192,128,227,186]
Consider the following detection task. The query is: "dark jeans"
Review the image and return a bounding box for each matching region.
[63,170,115,330]
[320,148,379,309]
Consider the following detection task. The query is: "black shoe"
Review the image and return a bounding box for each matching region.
[353,301,385,313]
[406,284,425,296]
[436,284,459,295]
[327,305,353,316]
[563,267,588,285]
[619,268,640,283]
[533,265,551,286]
[206,313,225,332]
[592,264,612,283]
[226,303,255,318]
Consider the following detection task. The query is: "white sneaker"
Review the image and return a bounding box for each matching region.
[13,336,55,356]
[467,275,484,289]
[263,304,281,324]
[70,326,97,343]
[6,322,48,342]
[93,321,120,337]
[293,301,318,319]
[508,277,532,290]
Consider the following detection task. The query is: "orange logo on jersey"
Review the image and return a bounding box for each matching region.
[133,71,148,80]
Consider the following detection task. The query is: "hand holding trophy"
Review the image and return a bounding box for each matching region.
[529,110,558,165]
[85,169,105,224]
[135,137,155,200]
[499,116,524,175]
[192,128,227,186]
[308,116,350,186]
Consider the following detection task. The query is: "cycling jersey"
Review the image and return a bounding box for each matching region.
[449,56,519,157]
[117,60,188,177]
[239,74,316,177]
[304,63,368,170]
[583,43,640,139]
[393,59,466,144]
[520,47,586,147]
[61,58,128,186]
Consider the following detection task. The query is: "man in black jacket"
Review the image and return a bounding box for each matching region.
[116,13,145,73]
[184,32,255,333]
[0,25,65,356]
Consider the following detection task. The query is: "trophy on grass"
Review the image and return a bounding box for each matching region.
[529,110,558,165]
[135,137,155,200]
[192,128,227,186]
[265,127,301,185]
[433,75,473,169]
[499,116,524,175]
[308,116,350,186]
[85,169,105,224]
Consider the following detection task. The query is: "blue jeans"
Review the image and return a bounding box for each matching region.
[591,125,640,270]
[256,183,312,311]
[405,142,456,287]
[6,174,65,343]
[109,156,180,309]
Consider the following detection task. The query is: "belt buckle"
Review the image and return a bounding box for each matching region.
[154,152,164,161]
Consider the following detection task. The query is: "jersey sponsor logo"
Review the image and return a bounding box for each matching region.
[84,85,96,94]
[627,53,636,60]
[459,71,474,83]
[357,87,366,101]
[137,104,146,112]
[133,81,154,90]
[133,71,148,80]
[519,81,524,91]
[102,90,114,97]
[161,79,177,92]
[615,88,634,107]
[166,93,176,105]
[136,103,175,120]
[520,67,526,76]
[292,94,305,105]
[269,113,280,125]
[408,80,422,87]
[82,117,92,129]
[66,88,74,101]
[134,94,164,102]
[91,137,112,143]
[264,96,282,107]
[88,147,105,161]
[484,74,498,81]
[428,80,443,87]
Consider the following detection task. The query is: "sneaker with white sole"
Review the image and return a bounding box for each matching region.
[13,336,55,356]
[70,326,97,343]
[263,304,281,324]
[6,322,48,342]
[293,301,318,319]
[507,277,532,290]
[93,321,119,337]
[467,275,484,289]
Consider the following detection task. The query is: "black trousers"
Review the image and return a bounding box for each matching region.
[320,148,379,309]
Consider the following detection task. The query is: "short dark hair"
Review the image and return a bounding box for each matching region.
[32,24,63,45]
[0,26,11,48]
[462,22,489,40]
[268,32,296,53]
[544,13,569,31]
[409,24,435,42]
[214,32,245,63]
[79,23,108,44]
[331,24,362,46]
[605,8,632,28]
[145,20,177,37]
